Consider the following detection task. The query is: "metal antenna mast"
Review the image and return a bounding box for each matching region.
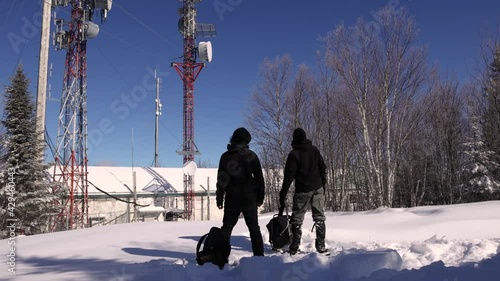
[154,70,161,167]
[51,0,111,231]
[172,0,215,220]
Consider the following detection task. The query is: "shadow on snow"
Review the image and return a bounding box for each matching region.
[16,250,500,281]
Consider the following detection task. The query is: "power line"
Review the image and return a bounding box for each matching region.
[98,28,149,54]
[95,45,134,89]
[11,1,42,75]
[88,180,150,207]
[113,1,177,48]
[95,43,184,156]
[0,0,23,18]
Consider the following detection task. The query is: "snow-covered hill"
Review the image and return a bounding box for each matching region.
[1,201,500,281]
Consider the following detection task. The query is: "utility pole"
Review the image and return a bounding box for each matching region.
[36,0,51,154]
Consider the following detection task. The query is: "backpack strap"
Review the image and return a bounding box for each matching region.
[196,233,209,256]
[279,204,290,216]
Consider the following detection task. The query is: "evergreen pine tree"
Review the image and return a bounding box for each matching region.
[483,46,500,184]
[461,113,500,202]
[0,66,58,238]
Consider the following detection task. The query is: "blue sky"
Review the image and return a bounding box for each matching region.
[0,0,499,168]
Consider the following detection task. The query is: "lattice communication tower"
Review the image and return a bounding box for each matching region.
[172,0,215,220]
[51,0,111,231]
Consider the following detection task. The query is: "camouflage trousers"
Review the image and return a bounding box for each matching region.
[290,187,326,225]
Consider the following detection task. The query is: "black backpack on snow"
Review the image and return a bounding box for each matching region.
[196,227,231,270]
[266,207,292,249]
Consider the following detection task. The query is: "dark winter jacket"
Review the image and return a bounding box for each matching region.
[216,143,265,211]
[281,139,327,195]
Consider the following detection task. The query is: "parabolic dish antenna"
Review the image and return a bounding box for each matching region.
[183,160,197,176]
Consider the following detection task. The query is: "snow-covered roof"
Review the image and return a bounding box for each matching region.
[84,166,218,195]
[138,205,166,213]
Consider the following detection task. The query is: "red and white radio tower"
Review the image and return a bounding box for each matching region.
[51,0,111,231]
[172,0,215,220]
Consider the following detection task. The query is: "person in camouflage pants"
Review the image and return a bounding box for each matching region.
[279,128,328,255]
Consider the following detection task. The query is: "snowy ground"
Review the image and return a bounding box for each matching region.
[1,201,500,281]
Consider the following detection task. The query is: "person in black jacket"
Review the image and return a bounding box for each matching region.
[216,127,265,256]
[279,128,327,255]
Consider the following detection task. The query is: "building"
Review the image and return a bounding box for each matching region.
[84,166,222,226]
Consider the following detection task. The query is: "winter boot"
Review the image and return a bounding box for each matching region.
[289,224,302,255]
[314,221,327,253]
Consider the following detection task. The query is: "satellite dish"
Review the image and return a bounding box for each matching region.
[183,161,197,176]
[198,41,212,63]
[178,17,184,35]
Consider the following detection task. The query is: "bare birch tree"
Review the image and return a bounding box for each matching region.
[246,55,293,211]
[286,64,315,133]
[324,18,380,207]
[424,79,465,204]
[313,52,340,210]
[324,6,429,207]
[372,7,429,206]
[395,81,436,207]
[313,48,361,211]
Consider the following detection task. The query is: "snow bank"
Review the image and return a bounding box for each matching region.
[1,201,499,281]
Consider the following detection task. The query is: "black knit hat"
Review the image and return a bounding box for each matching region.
[292,128,307,145]
[230,127,251,144]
